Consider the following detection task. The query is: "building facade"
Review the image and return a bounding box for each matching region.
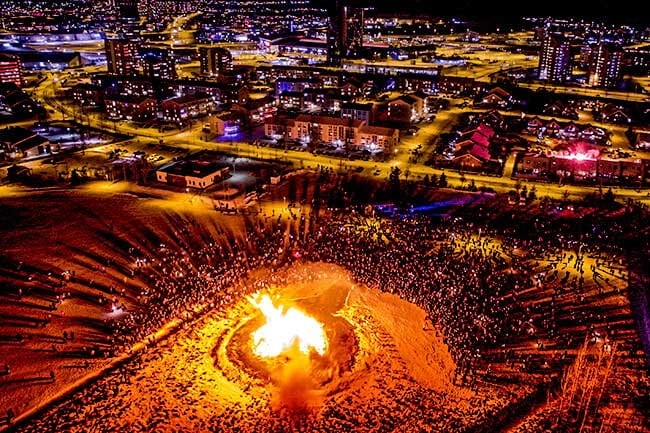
[0,54,23,87]
[327,1,366,65]
[387,94,426,123]
[624,45,650,76]
[156,160,230,190]
[358,125,400,152]
[141,47,177,80]
[105,39,139,76]
[170,79,248,105]
[105,96,157,121]
[199,47,233,76]
[208,113,242,136]
[0,127,50,160]
[538,33,572,83]
[71,83,104,107]
[588,44,623,88]
[265,114,399,152]
[341,102,375,124]
[161,95,217,124]
[519,153,649,184]
[275,77,322,96]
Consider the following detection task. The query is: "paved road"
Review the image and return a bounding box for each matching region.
[28,68,650,206]
[519,82,650,103]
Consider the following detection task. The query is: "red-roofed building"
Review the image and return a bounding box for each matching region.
[461,131,491,148]
[460,123,495,140]
[453,142,491,169]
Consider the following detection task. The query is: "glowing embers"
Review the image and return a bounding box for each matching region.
[248,294,327,358]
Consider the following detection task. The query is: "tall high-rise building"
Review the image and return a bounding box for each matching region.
[588,43,623,88]
[105,39,139,75]
[344,6,364,58]
[141,47,176,80]
[624,45,650,76]
[326,6,342,67]
[115,0,139,20]
[538,32,572,83]
[199,47,233,76]
[0,53,23,87]
[327,1,366,66]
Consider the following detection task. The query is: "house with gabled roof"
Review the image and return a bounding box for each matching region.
[480,86,512,108]
[542,100,578,119]
[453,142,492,169]
[598,104,632,124]
[0,126,50,160]
[527,116,545,134]
[387,93,426,123]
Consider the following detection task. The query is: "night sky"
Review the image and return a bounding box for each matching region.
[313,0,638,22]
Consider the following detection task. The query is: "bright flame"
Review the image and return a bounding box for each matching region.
[248,294,327,357]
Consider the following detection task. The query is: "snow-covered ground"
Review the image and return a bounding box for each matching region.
[10,263,531,432]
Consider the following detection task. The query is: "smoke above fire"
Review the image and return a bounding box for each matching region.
[271,347,323,416]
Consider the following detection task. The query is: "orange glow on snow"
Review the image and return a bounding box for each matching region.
[248,294,327,357]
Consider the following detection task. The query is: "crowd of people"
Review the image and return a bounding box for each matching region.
[3,185,650,432]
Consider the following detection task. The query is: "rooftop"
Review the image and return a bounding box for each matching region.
[0,49,79,64]
[0,126,36,144]
[162,94,212,105]
[158,159,230,178]
[295,114,364,128]
[360,125,398,136]
[72,83,103,91]
[342,102,374,110]
[105,95,156,104]
[0,53,20,62]
[277,76,322,83]
[392,94,424,105]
